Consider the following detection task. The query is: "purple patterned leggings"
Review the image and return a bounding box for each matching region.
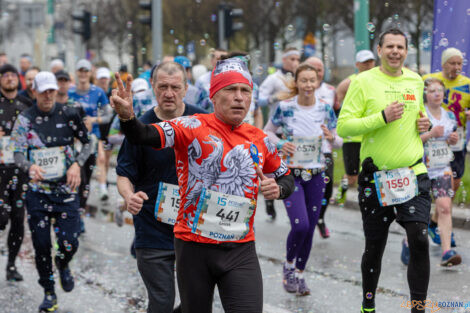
[284,173,325,271]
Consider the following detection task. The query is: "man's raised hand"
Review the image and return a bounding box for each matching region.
[110,72,135,120]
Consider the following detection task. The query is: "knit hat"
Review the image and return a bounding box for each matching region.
[441,47,463,65]
[0,64,19,76]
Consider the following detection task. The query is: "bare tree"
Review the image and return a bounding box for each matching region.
[401,0,434,70]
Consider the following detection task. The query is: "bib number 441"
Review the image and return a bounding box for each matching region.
[216,208,240,222]
[216,196,240,222]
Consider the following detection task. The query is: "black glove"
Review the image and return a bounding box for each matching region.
[358,157,378,185]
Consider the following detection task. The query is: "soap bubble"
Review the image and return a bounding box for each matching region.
[366,22,376,33]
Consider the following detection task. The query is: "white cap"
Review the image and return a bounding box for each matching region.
[32,71,58,93]
[76,59,92,71]
[131,78,149,93]
[96,67,111,79]
[50,59,64,70]
[441,47,463,65]
[192,64,208,82]
[355,50,375,63]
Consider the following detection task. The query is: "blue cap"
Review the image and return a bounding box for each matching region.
[174,56,192,69]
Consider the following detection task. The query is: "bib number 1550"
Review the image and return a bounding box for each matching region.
[386,177,410,189]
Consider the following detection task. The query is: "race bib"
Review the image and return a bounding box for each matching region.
[373,167,418,207]
[288,136,322,168]
[30,147,66,180]
[450,127,465,151]
[192,188,256,241]
[154,182,180,225]
[0,136,14,164]
[424,140,453,169]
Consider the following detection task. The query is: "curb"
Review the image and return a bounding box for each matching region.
[336,194,470,231]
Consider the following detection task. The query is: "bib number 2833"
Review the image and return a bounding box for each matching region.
[424,140,453,168]
[373,167,418,207]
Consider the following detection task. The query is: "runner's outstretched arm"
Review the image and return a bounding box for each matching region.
[120,117,162,148]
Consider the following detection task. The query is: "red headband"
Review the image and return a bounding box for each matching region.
[209,58,253,99]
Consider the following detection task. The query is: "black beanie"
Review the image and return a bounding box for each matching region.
[0,64,19,76]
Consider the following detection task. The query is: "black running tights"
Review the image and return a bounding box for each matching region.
[361,222,429,312]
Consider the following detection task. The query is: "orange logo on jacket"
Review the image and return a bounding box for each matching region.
[402,94,416,101]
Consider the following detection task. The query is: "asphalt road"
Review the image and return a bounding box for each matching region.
[1,175,469,313]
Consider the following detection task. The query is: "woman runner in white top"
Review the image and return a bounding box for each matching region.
[264,63,338,295]
[418,78,461,266]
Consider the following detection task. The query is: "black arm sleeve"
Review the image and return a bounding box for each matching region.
[275,172,295,200]
[120,117,163,148]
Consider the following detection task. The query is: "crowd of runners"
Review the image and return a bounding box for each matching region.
[0,27,468,313]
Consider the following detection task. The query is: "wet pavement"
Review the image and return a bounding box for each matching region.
[1,171,469,313]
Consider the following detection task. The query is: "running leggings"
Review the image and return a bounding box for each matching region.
[284,173,325,270]
[175,239,263,313]
[361,222,429,312]
[0,168,26,266]
[319,153,333,221]
[26,191,80,292]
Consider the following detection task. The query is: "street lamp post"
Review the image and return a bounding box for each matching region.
[354,0,370,52]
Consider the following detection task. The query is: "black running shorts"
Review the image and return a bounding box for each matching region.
[358,174,431,240]
[450,149,466,179]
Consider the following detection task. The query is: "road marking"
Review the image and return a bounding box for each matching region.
[264,303,292,313]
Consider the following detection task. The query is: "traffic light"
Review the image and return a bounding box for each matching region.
[218,4,244,49]
[224,6,244,39]
[72,10,91,41]
[139,0,152,26]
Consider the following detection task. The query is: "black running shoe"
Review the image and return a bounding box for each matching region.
[317,219,330,239]
[55,256,74,292]
[361,306,375,313]
[39,292,58,312]
[6,265,23,281]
